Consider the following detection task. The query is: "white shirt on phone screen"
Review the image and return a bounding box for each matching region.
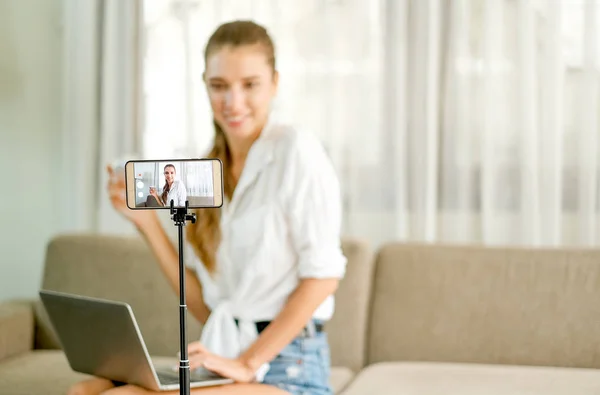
[186,115,347,381]
[163,180,187,206]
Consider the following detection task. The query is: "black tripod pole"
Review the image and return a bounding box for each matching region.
[170,200,196,395]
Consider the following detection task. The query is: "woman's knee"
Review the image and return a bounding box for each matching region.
[67,381,90,395]
[99,384,148,395]
[67,378,115,395]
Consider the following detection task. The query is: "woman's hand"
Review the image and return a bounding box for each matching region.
[106,164,158,229]
[187,342,255,383]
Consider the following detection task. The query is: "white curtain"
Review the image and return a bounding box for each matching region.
[142,0,600,249]
[62,0,142,234]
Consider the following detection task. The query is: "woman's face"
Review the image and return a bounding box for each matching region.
[164,167,175,184]
[204,44,278,142]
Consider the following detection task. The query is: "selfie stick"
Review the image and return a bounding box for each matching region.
[170,199,195,395]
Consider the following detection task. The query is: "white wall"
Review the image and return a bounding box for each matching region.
[0,0,64,301]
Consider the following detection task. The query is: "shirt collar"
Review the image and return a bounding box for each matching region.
[225,112,277,210]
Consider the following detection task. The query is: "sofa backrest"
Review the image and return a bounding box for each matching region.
[35,234,374,372]
[367,243,600,369]
[327,238,374,372]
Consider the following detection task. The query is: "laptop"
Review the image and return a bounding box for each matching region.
[39,289,233,391]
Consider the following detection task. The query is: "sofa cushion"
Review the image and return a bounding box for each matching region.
[0,350,89,395]
[368,243,600,368]
[330,366,355,393]
[0,350,353,394]
[340,362,600,394]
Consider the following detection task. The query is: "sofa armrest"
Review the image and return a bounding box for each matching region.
[0,299,35,361]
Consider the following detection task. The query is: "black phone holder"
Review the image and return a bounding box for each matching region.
[170,199,196,395]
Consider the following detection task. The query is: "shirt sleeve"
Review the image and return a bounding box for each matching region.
[286,132,347,279]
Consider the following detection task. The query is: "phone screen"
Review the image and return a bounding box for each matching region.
[125,158,223,209]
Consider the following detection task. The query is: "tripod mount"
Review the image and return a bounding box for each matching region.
[170,200,196,395]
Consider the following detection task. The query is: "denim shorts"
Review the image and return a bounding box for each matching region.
[261,327,333,395]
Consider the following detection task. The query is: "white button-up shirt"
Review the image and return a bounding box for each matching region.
[188,117,347,381]
[164,180,187,206]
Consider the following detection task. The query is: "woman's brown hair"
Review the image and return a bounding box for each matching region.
[185,20,276,274]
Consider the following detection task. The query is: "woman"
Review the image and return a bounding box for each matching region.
[149,164,187,207]
[69,20,346,395]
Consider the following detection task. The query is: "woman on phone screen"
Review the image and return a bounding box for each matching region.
[149,164,187,207]
[69,19,346,395]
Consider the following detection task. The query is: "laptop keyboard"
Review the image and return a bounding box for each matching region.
[157,368,223,385]
[156,371,180,385]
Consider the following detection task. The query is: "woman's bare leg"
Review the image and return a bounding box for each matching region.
[100,383,290,395]
[67,377,116,395]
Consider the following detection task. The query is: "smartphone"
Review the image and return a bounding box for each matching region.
[125,158,223,209]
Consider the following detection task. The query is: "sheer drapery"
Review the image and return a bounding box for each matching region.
[142,0,600,248]
[62,0,142,234]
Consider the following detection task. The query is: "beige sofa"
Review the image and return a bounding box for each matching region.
[2,234,600,394]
